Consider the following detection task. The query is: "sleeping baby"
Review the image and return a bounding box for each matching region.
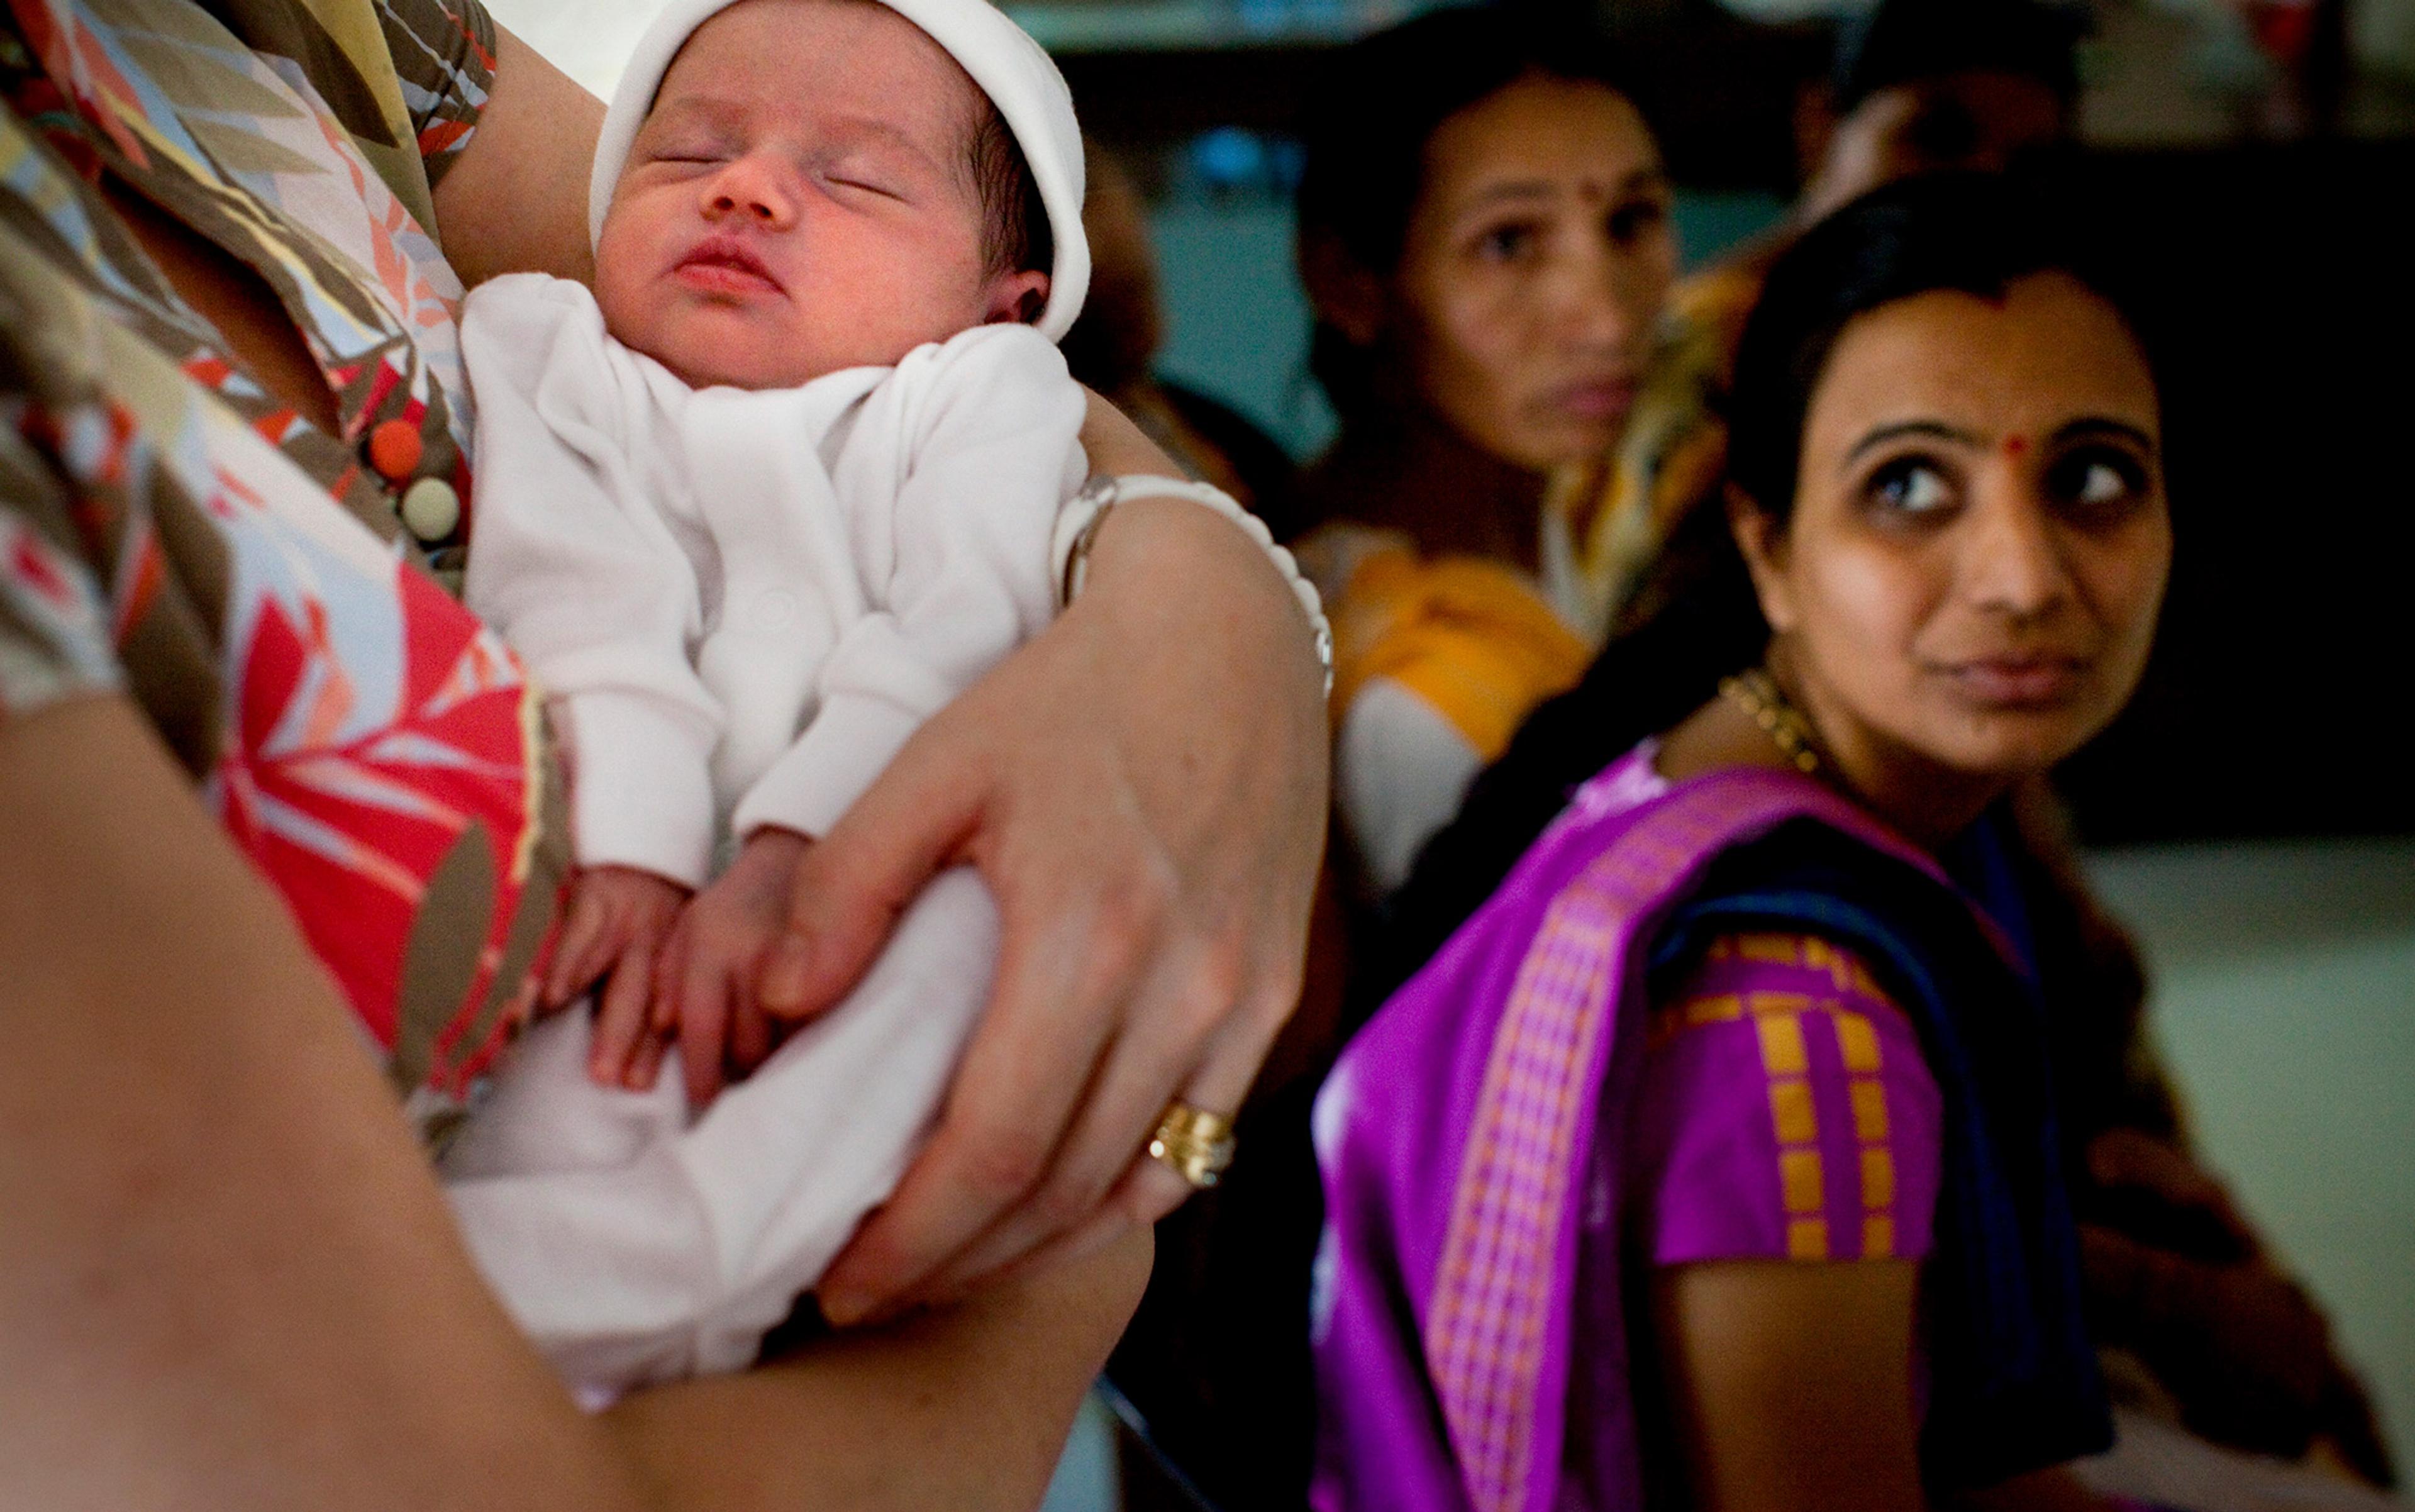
[444,0,1091,1398]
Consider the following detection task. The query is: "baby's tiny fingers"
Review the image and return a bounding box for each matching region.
[546,900,607,1006]
[627,1025,670,1090]
[677,957,734,1109]
[649,963,682,1034]
[729,974,771,1073]
[589,950,653,1087]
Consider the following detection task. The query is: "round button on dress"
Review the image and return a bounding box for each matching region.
[400,476,462,543]
[367,417,426,482]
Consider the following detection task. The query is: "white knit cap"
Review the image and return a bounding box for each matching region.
[589,0,1089,340]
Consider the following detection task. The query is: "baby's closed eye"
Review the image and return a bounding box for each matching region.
[826,172,907,202]
[814,152,914,204]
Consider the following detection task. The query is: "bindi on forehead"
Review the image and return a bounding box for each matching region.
[2003,434,2030,457]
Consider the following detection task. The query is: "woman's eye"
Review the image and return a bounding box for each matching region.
[2076,462,2127,504]
[1607,197,1667,245]
[1473,221,1539,262]
[2048,449,2147,512]
[1868,459,1955,515]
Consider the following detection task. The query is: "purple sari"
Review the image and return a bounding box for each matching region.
[1309,753,2104,1511]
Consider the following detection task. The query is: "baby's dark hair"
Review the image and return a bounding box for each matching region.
[967,99,1051,283]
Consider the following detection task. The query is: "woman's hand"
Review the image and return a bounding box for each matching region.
[753,396,1330,1325]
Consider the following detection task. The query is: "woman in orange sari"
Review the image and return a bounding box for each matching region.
[1287,6,1714,901]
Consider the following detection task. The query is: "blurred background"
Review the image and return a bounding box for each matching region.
[488,0,2412,1498]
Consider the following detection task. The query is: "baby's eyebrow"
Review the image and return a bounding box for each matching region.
[819,115,943,174]
[643,93,746,136]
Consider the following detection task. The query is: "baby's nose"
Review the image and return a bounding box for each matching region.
[702,157,792,225]
[711,191,774,221]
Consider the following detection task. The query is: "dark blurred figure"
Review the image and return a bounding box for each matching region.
[1797,0,2083,224]
[1286,8,1697,901]
[1655,0,2086,375]
[1059,140,1302,535]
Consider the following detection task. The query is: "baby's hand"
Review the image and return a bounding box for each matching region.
[653,828,814,1108]
[547,864,690,1089]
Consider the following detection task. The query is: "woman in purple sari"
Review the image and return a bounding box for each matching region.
[1313,176,2178,1511]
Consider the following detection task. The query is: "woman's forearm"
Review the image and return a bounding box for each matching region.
[784,393,1330,1318]
[0,696,646,1511]
[432,24,604,287]
[606,1230,1150,1511]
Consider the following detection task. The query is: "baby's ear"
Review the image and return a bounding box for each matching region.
[985,269,1050,326]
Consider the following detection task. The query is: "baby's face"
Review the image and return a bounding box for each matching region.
[595,0,1045,389]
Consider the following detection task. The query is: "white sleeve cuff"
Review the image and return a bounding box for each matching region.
[564,692,719,886]
[730,693,924,841]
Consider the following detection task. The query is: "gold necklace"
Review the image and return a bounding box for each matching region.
[1718,667,1824,775]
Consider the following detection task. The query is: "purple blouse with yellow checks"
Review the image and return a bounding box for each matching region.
[1631,930,1944,1269]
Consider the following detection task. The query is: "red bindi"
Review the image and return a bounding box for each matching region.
[2003,435,2031,457]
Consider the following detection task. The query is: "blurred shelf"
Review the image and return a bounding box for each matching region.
[1006,0,1440,52]
[1061,11,1830,190]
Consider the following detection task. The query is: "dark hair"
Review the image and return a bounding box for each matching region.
[1836,0,2087,114]
[967,99,1050,282]
[1363,173,2160,1010]
[1294,4,1636,419]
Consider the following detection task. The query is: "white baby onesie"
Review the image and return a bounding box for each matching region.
[447,272,1084,1394]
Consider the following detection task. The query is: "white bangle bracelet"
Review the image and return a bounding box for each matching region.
[1053,474,1335,696]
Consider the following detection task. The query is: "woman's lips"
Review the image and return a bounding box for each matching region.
[1545,376,1641,425]
[674,236,781,294]
[1936,655,2090,707]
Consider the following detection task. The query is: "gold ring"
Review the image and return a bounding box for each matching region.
[1148,1101,1237,1189]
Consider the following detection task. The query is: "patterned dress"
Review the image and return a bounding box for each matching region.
[0,0,565,1146]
